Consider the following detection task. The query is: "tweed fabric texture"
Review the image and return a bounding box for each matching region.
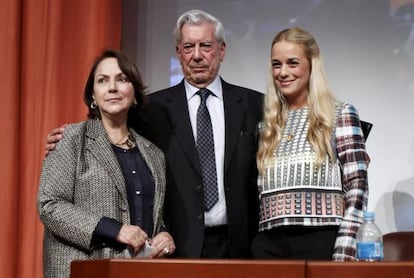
[38,119,166,278]
[196,89,219,211]
[258,101,369,261]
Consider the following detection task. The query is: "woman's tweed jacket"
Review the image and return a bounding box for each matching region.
[38,119,166,278]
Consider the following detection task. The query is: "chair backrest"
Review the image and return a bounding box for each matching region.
[383,231,414,261]
[360,120,373,142]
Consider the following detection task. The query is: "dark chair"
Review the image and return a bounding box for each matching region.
[360,120,373,142]
[383,231,414,261]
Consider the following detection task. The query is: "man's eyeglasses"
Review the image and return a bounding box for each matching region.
[180,42,213,54]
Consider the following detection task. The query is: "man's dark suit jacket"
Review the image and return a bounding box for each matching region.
[143,78,263,258]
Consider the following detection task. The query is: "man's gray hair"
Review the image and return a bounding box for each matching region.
[173,9,226,45]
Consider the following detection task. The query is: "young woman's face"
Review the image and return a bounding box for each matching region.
[271,40,310,109]
[92,57,135,120]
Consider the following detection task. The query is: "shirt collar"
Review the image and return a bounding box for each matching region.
[184,75,223,101]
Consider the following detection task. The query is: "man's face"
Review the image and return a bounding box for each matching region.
[176,22,226,88]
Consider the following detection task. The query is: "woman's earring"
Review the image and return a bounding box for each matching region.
[90,100,97,109]
[132,100,137,107]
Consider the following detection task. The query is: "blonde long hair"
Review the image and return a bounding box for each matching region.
[257,27,336,175]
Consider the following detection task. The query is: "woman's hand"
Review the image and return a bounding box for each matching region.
[117,224,148,254]
[147,232,176,258]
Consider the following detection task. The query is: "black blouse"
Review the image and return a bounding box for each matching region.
[91,145,155,248]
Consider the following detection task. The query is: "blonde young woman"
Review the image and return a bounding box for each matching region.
[252,27,370,261]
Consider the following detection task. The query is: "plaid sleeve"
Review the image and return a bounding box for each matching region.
[332,103,370,261]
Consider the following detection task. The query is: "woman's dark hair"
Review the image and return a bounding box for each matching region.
[83,49,147,133]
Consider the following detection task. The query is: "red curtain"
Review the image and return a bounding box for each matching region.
[0,0,122,277]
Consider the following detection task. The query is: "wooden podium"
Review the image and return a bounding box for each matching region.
[71,259,414,278]
[306,261,414,278]
[71,259,306,278]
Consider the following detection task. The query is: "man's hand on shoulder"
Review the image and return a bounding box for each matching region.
[44,124,67,157]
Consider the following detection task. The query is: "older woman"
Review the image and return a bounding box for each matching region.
[38,50,175,278]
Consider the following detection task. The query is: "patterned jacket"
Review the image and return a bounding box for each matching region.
[38,119,166,278]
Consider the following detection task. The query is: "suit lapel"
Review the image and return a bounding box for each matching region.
[85,120,128,203]
[222,80,245,173]
[164,83,200,173]
[132,131,164,232]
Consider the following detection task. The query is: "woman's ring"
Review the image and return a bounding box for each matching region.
[163,247,170,255]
